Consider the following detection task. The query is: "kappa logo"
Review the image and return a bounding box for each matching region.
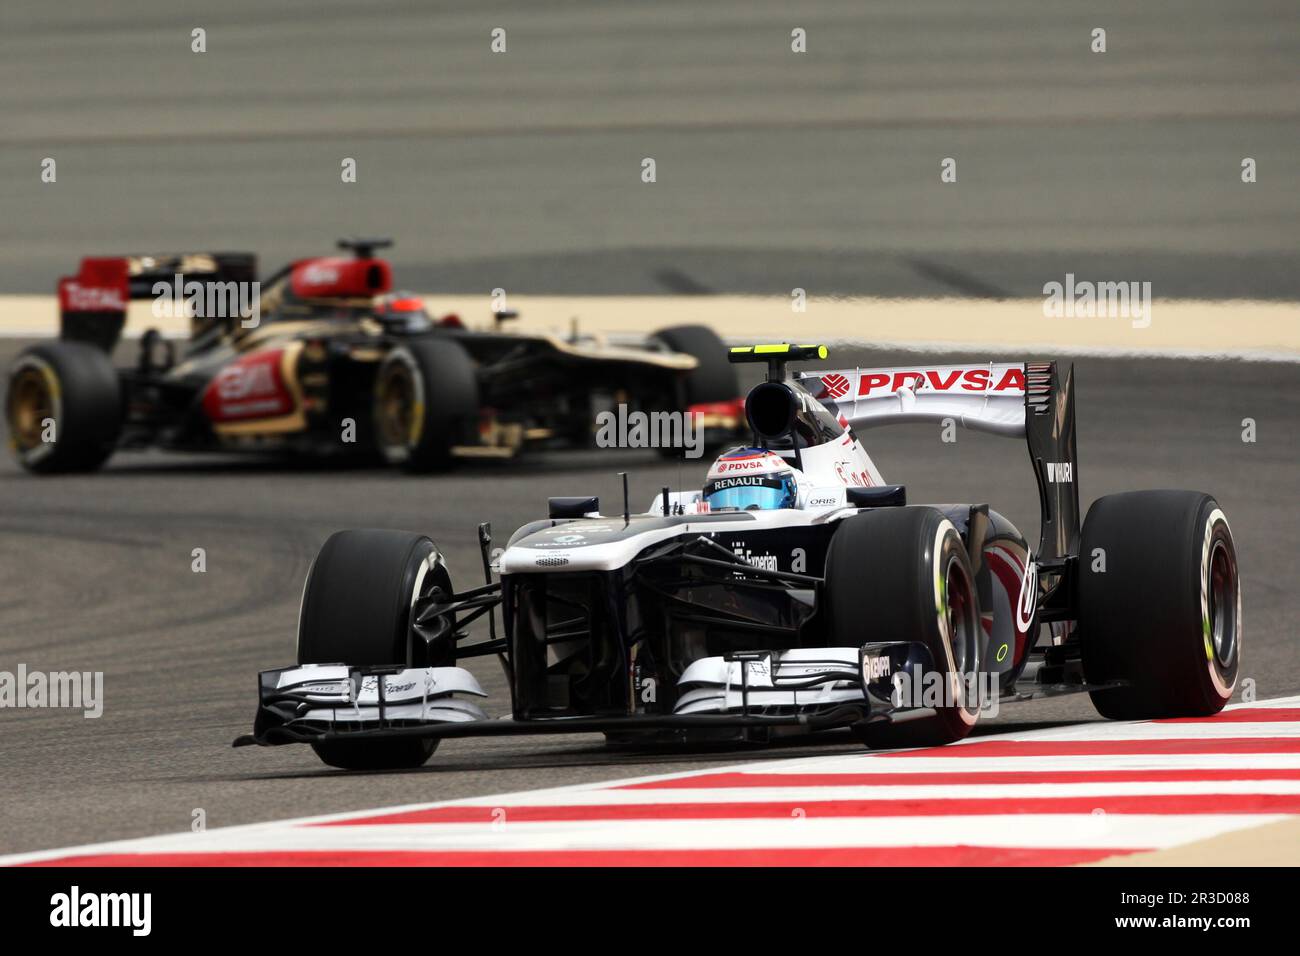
[820,373,851,400]
[1045,462,1074,483]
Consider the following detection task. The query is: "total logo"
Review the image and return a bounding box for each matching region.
[64,282,127,312]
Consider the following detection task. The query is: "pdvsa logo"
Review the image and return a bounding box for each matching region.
[820,373,850,400]
[717,458,766,474]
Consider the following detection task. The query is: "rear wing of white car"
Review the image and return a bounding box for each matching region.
[796,360,1080,565]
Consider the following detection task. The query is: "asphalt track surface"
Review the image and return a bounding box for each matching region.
[1,339,1296,855]
[0,1,1297,858]
[0,0,1298,297]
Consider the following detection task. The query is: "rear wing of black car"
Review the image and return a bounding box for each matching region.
[58,252,257,352]
[797,360,1080,564]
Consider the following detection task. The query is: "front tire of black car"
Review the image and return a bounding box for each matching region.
[1080,490,1240,720]
[826,507,984,749]
[298,529,452,770]
[373,339,479,472]
[5,342,121,473]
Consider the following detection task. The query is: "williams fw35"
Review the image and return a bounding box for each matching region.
[237,344,1242,769]
[4,239,742,473]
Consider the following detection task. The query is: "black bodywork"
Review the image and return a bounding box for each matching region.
[53,241,737,462]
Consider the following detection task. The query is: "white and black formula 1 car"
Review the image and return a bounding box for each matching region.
[236,344,1242,769]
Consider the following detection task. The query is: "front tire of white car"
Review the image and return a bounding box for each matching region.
[826,507,984,748]
[298,529,451,770]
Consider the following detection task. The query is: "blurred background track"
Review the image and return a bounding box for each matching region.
[0,0,1296,297]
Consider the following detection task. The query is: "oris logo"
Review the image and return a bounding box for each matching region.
[820,373,851,400]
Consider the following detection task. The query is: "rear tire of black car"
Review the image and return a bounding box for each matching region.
[650,324,738,406]
[373,339,479,472]
[298,529,451,770]
[1080,490,1240,720]
[826,507,985,749]
[5,342,121,473]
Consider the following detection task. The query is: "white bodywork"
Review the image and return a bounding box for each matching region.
[674,648,866,715]
[799,362,1028,437]
[269,663,488,726]
[497,361,1034,721]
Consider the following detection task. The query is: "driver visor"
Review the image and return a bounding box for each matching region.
[703,475,796,511]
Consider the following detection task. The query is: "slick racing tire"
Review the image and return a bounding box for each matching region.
[826,507,984,749]
[5,342,121,473]
[297,529,454,770]
[1080,491,1240,720]
[650,324,738,406]
[373,338,479,472]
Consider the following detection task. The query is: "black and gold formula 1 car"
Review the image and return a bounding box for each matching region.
[4,238,743,473]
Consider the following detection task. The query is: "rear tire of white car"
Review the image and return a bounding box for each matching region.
[1080,490,1240,720]
[826,507,984,749]
[298,529,451,770]
[373,338,479,472]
